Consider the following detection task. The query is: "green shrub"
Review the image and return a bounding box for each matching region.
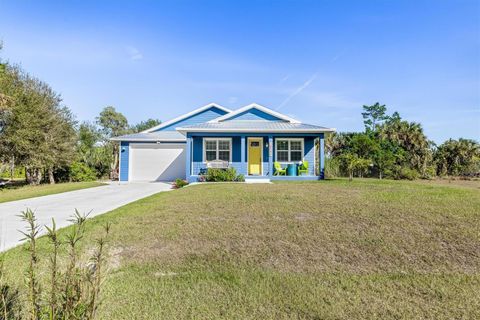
[69,162,97,182]
[173,178,188,188]
[325,157,341,178]
[235,174,245,182]
[396,168,419,180]
[0,165,25,179]
[205,168,243,182]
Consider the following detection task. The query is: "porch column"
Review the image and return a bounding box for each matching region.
[186,135,192,179]
[240,135,246,175]
[319,134,325,179]
[268,135,273,177]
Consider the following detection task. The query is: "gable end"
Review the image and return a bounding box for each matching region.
[144,103,231,132]
[224,108,286,121]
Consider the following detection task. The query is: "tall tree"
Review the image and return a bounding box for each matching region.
[96,106,129,139]
[379,114,432,177]
[131,118,161,133]
[362,102,388,132]
[434,139,480,176]
[96,106,129,179]
[0,64,76,184]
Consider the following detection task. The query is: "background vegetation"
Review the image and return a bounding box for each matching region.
[1,44,478,186]
[0,44,160,185]
[325,102,479,180]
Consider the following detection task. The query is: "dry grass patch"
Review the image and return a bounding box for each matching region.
[3,178,479,319]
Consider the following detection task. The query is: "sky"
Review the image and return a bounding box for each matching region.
[0,0,479,143]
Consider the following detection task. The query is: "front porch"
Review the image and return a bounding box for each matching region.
[185,133,325,183]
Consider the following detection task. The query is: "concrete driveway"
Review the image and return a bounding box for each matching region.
[0,182,172,251]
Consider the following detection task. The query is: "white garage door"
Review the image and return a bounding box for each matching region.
[129,143,186,182]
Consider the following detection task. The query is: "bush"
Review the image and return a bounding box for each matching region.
[325,157,341,178]
[7,209,111,320]
[69,162,97,182]
[205,168,243,182]
[173,178,188,188]
[396,168,419,180]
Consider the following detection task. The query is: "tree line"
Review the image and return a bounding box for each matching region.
[0,45,160,184]
[1,44,478,184]
[326,103,479,180]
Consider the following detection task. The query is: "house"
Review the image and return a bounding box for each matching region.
[112,103,335,182]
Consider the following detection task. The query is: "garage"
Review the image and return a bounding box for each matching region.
[129,143,186,182]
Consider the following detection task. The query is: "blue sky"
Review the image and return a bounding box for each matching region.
[1,0,478,143]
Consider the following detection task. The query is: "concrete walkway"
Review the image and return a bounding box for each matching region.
[0,182,172,251]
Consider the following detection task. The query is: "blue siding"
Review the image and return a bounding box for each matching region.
[304,137,316,176]
[223,108,284,121]
[192,136,245,175]
[188,133,322,179]
[119,141,129,181]
[154,107,228,131]
[272,137,315,176]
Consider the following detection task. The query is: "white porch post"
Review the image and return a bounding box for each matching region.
[268,135,273,176]
[319,134,325,179]
[241,135,246,175]
[186,135,192,179]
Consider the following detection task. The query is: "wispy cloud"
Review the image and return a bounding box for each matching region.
[330,49,347,63]
[277,72,318,110]
[126,46,143,61]
[279,74,290,84]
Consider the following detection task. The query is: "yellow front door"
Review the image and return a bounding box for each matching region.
[248,139,262,175]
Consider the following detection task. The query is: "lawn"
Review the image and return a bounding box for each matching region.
[0,181,107,203]
[3,179,479,319]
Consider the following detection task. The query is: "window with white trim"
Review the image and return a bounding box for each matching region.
[276,138,304,162]
[203,138,232,162]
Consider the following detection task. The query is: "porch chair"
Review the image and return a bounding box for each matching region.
[298,160,309,175]
[274,161,286,176]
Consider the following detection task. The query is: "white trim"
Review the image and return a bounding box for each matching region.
[177,127,336,134]
[202,138,232,163]
[208,103,301,123]
[118,142,123,182]
[111,137,186,142]
[247,137,263,176]
[275,138,304,164]
[127,143,131,182]
[142,103,232,133]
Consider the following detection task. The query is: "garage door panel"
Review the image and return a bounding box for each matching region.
[130,143,186,182]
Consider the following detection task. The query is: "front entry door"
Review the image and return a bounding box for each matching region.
[248,138,262,175]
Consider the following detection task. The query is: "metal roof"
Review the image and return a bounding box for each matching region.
[110,131,186,142]
[176,121,335,133]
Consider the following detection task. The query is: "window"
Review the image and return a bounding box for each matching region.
[203,138,232,162]
[275,139,304,162]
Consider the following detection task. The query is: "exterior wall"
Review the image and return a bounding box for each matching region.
[119,141,130,181]
[154,107,228,131]
[188,133,323,179]
[192,136,245,175]
[223,109,284,121]
[271,136,315,176]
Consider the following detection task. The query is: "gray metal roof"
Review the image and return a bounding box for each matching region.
[176,121,334,133]
[110,131,186,142]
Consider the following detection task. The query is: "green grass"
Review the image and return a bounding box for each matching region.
[3,179,480,319]
[0,181,106,203]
